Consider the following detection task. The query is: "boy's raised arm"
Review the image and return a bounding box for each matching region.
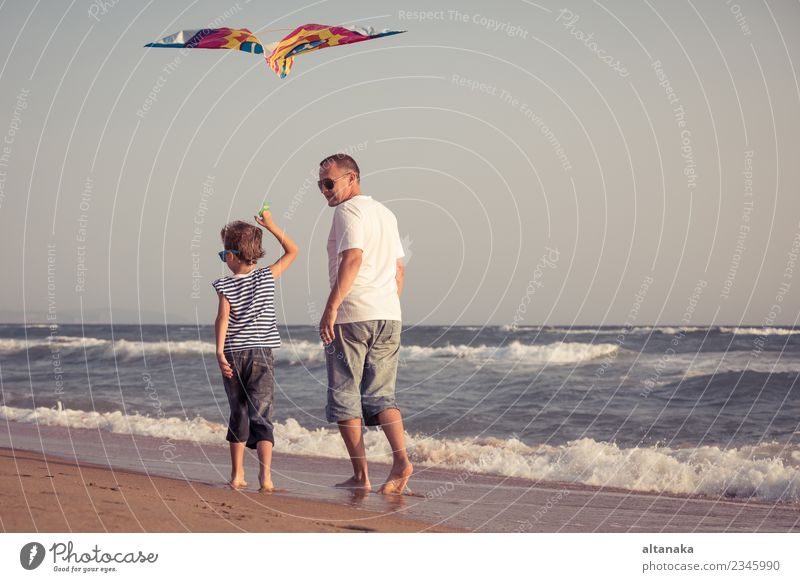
[254,211,298,279]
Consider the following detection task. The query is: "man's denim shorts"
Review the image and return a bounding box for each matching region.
[222,348,275,448]
[325,320,401,426]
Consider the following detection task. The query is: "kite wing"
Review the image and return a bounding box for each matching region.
[144,24,405,78]
[144,27,270,55]
[267,24,405,78]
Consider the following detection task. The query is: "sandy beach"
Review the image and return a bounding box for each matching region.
[2,420,798,533]
[0,447,457,533]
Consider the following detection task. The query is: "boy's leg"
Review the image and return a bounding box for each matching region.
[335,418,371,490]
[223,351,249,489]
[257,440,274,492]
[229,442,247,489]
[243,348,276,492]
[376,408,413,494]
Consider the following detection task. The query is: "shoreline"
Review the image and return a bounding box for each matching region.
[2,420,798,532]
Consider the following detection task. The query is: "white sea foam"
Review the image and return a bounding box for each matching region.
[0,336,108,352]
[408,436,800,503]
[648,326,706,335]
[719,326,799,336]
[502,326,707,336]
[521,326,795,337]
[0,336,215,360]
[687,360,800,377]
[401,341,619,365]
[1,336,618,366]
[662,351,800,378]
[1,404,225,444]
[3,404,797,503]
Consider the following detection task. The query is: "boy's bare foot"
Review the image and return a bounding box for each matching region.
[334,476,372,491]
[378,461,413,495]
[229,469,247,490]
[258,481,275,493]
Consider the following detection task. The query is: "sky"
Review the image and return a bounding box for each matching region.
[1,0,799,327]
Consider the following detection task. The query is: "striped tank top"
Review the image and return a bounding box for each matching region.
[212,266,281,351]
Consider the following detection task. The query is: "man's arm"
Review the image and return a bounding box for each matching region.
[319,248,363,344]
[396,258,405,297]
[214,292,233,378]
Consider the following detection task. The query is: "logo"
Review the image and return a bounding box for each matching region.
[20,542,46,570]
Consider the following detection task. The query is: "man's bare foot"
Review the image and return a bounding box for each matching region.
[334,476,372,491]
[258,469,274,492]
[378,461,413,495]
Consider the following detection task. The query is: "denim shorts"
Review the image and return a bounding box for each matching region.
[222,348,275,448]
[325,320,401,426]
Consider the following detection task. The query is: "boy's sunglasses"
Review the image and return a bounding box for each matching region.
[317,172,353,191]
[218,249,239,261]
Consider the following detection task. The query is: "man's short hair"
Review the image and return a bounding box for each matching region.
[320,153,360,183]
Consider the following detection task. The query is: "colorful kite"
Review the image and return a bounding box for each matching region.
[144,24,405,78]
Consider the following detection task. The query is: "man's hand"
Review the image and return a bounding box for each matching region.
[396,258,405,297]
[217,353,233,379]
[320,249,362,345]
[319,306,337,345]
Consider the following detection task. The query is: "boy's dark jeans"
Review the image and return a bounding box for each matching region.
[222,348,275,448]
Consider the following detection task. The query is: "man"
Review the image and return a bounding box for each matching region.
[318,153,412,494]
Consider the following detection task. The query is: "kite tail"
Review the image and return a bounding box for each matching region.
[267,55,294,78]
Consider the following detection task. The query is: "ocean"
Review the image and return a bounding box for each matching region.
[1,323,798,503]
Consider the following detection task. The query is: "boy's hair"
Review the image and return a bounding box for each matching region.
[220,221,264,265]
[320,153,360,183]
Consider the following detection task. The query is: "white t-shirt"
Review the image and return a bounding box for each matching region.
[327,195,404,324]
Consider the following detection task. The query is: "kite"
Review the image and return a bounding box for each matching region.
[144,24,405,78]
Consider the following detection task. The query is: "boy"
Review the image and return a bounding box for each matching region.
[213,211,298,491]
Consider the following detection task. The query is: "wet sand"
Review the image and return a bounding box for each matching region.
[1,421,798,532]
[0,447,458,533]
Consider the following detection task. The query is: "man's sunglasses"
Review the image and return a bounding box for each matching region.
[317,172,353,191]
[218,249,239,261]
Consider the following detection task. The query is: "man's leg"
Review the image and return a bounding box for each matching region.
[361,321,412,494]
[335,418,371,490]
[376,408,413,494]
[326,322,371,488]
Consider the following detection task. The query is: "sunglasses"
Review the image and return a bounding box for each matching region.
[218,249,239,261]
[317,172,353,191]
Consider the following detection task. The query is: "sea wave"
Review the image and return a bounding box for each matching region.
[503,325,799,336]
[684,360,800,377]
[0,337,215,360]
[1,336,618,366]
[0,336,108,351]
[408,435,800,503]
[718,327,799,336]
[401,341,619,365]
[659,351,800,377]
[3,404,798,503]
[501,326,708,336]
